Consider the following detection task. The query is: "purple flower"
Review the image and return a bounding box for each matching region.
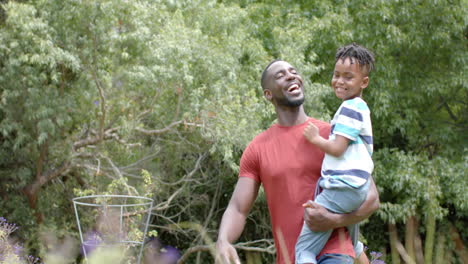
[13,244,23,255]
[370,251,385,264]
[0,216,19,235]
[160,246,181,264]
[145,239,181,264]
[82,231,103,255]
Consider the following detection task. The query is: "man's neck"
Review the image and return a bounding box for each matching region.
[275,105,309,127]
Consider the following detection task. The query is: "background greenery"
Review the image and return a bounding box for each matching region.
[0,0,466,263]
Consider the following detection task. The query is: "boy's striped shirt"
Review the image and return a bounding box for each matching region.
[321,97,373,188]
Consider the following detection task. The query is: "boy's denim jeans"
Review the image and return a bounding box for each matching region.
[317,254,354,264]
[295,179,370,263]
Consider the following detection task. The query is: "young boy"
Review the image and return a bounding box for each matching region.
[295,43,375,264]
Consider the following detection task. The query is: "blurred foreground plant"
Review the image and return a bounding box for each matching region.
[0,217,41,264]
[369,251,385,264]
[0,215,175,264]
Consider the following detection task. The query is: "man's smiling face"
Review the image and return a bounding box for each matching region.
[263,61,305,108]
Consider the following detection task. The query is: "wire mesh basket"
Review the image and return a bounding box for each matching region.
[73,195,153,263]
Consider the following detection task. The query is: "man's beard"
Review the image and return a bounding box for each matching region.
[276,95,305,108]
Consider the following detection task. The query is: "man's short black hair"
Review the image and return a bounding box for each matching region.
[261,59,283,90]
[336,43,375,75]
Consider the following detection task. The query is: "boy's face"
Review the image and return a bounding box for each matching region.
[331,57,369,101]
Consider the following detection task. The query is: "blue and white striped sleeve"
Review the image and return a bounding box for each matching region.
[333,99,368,141]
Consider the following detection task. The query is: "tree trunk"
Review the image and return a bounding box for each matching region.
[450,224,468,263]
[424,212,436,264]
[23,161,71,224]
[389,222,401,264]
[434,232,445,264]
[414,220,425,264]
[405,215,416,262]
[22,181,43,223]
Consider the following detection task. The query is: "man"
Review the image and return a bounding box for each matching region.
[216,60,379,264]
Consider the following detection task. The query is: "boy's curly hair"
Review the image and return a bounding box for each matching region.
[336,43,375,75]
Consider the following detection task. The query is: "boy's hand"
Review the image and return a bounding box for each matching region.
[303,201,319,209]
[303,122,320,144]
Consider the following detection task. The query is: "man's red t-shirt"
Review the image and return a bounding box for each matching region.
[239,117,355,264]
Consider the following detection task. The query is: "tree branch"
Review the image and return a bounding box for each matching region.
[91,23,106,140]
[123,153,206,217]
[72,128,118,150]
[177,240,275,264]
[136,120,203,135]
[23,160,72,215]
[35,138,49,181]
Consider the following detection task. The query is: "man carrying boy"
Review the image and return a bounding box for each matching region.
[216,52,379,264]
[295,43,376,264]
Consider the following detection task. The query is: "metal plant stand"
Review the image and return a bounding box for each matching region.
[73,195,153,264]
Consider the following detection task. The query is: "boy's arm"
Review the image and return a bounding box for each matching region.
[303,122,349,157]
[304,177,380,232]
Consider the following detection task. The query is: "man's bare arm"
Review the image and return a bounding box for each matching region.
[304,177,379,232]
[216,177,260,264]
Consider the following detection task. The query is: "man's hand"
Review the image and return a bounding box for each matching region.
[215,240,241,264]
[304,178,380,232]
[303,200,337,232]
[303,122,320,144]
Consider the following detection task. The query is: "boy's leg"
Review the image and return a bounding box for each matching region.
[318,179,370,261]
[346,180,371,259]
[295,222,333,264]
[347,224,364,258]
[356,251,370,264]
[317,254,354,264]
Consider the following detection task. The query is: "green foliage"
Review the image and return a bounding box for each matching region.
[0,0,466,263]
